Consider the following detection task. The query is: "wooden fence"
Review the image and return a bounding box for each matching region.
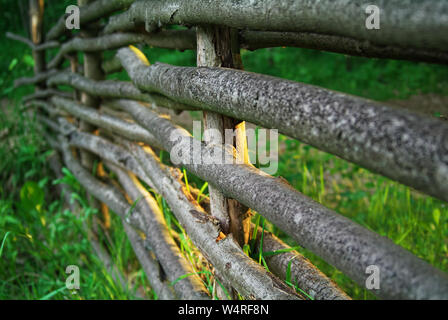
[8,0,448,300]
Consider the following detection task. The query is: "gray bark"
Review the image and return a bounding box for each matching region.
[49,33,158,69]
[15,69,59,88]
[23,89,73,103]
[51,96,161,149]
[109,98,448,300]
[6,32,59,51]
[45,145,144,299]
[48,71,152,103]
[49,120,335,300]
[54,122,300,299]
[109,164,210,300]
[58,136,209,300]
[240,31,448,65]
[49,30,197,70]
[104,0,448,52]
[123,141,303,300]
[36,114,62,133]
[47,71,196,112]
[197,25,248,300]
[117,47,448,203]
[121,220,177,299]
[255,227,350,300]
[25,100,67,118]
[102,57,123,74]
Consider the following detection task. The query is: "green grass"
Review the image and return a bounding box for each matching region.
[0,105,153,300]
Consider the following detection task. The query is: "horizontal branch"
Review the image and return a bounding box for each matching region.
[36,114,62,133]
[57,123,330,299]
[95,28,448,65]
[110,98,448,299]
[46,0,135,41]
[104,0,448,52]
[6,32,59,51]
[102,57,123,74]
[124,142,302,300]
[24,100,69,118]
[254,227,350,300]
[118,47,448,203]
[240,31,448,65]
[46,149,144,299]
[53,119,203,299]
[47,71,196,112]
[51,96,162,149]
[109,164,210,300]
[58,136,209,300]
[15,69,59,88]
[54,118,300,299]
[59,119,157,190]
[23,89,73,103]
[48,32,192,69]
[48,71,152,102]
[121,218,177,299]
[96,28,448,65]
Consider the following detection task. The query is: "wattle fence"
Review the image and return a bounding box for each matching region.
[8,0,448,300]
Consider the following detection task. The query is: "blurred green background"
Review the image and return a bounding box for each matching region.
[0,0,447,300]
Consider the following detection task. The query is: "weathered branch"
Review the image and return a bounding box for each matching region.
[59,121,207,217]
[123,142,303,300]
[46,148,140,298]
[121,220,177,299]
[24,100,68,117]
[64,125,349,300]
[254,227,350,300]
[15,69,59,88]
[46,0,135,41]
[6,32,59,51]
[117,47,448,203]
[54,121,313,300]
[49,30,197,69]
[55,122,299,299]
[59,119,157,190]
[36,113,62,133]
[58,136,209,300]
[240,31,448,65]
[48,71,152,102]
[48,33,151,69]
[104,0,448,52]
[50,96,161,149]
[102,56,123,74]
[76,0,105,186]
[47,71,196,112]
[23,89,73,103]
[109,98,448,300]
[93,28,448,65]
[109,164,210,300]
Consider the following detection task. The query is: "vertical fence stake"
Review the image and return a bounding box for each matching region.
[77,0,108,229]
[197,25,252,299]
[29,0,45,92]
